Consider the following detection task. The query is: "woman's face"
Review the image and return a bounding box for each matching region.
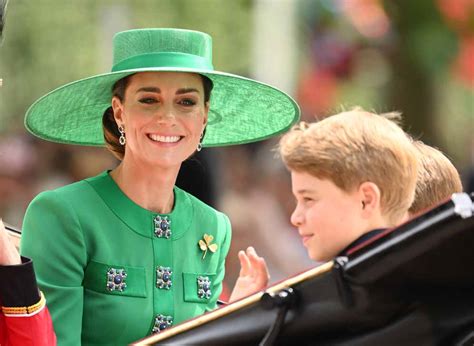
[112,71,208,169]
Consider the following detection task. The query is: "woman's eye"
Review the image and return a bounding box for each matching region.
[139,97,157,104]
[179,98,197,106]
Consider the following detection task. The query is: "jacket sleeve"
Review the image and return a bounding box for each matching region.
[21,190,87,346]
[0,257,57,345]
[206,212,232,312]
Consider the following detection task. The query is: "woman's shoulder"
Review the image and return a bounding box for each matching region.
[177,188,231,243]
[178,187,226,218]
[177,187,231,231]
[31,172,107,205]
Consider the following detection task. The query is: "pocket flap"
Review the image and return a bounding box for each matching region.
[84,260,147,298]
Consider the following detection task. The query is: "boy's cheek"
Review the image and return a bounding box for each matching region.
[306,245,319,261]
[307,236,346,262]
[306,238,326,262]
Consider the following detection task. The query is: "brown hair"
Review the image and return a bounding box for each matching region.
[409,141,463,215]
[279,108,419,226]
[102,73,213,160]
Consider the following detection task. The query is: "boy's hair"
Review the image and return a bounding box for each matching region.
[279,109,418,226]
[408,141,463,215]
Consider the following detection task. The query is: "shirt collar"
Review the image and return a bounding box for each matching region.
[339,228,387,257]
[85,171,194,240]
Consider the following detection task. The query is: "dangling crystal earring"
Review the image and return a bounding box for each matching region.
[197,132,203,152]
[118,125,126,146]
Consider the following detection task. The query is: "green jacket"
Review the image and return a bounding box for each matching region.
[21,171,232,345]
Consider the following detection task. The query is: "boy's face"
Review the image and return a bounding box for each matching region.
[290,171,365,262]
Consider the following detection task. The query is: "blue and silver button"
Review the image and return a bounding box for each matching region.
[152,314,173,334]
[156,266,172,290]
[106,268,127,292]
[197,276,211,299]
[154,215,171,239]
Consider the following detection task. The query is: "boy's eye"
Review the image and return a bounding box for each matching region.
[139,97,158,104]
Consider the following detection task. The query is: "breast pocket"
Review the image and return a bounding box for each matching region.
[182,272,217,303]
[84,260,147,298]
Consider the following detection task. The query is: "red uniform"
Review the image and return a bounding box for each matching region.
[0,257,56,345]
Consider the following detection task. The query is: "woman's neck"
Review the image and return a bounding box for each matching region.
[110,157,180,214]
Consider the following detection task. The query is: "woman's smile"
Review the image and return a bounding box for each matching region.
[147,134,183,144]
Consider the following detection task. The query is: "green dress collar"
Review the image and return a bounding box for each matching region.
[86,171,194,240]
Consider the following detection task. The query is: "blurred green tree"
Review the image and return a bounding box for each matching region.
[0,0,252,132]
[383,0,458,145]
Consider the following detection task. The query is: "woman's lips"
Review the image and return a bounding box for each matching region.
[148,134,182,143]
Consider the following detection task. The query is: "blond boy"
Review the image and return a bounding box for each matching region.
[408,141,463,216]
[279,109,419,262]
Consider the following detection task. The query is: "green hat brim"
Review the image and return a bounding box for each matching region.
[25,67,300,147]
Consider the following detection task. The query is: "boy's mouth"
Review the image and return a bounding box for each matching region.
[301,234,314,245]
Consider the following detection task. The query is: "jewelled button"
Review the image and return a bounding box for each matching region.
[154,215,171,239]
[197,276,211,299]
[151,314,173,334]
[106,268,127,292]
[156,266,172,290]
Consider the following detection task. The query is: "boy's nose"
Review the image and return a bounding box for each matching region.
[290,207,303,227]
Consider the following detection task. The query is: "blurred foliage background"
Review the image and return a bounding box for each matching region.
[0,0,473,292]
[0,0,252,128]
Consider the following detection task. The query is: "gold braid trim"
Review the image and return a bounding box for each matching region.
[2,291,45,315]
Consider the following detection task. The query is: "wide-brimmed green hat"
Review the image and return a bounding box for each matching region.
[25,28,300,147]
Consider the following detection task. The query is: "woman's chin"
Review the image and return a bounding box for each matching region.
[143,153,187,169]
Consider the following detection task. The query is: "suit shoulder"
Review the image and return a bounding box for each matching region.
[181,188,225,218]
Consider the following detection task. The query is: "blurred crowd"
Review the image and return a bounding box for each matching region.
[1,0,472,293]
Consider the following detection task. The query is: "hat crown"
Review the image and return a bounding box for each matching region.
[112,28,213,71]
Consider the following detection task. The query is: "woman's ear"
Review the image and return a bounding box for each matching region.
[111,96,124,125]
[358,182,381,218]
[203,102,210,127]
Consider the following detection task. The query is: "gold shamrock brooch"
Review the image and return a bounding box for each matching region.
[199,234,218,260]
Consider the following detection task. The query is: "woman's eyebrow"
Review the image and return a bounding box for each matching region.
[136,86,160,93]
[176,88,200,95]
[135,87,199,94]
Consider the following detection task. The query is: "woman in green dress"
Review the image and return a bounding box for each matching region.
[20,28,299,345]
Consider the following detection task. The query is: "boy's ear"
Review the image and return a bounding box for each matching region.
[358,182,381,218]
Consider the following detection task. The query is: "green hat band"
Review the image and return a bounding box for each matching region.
[111,52,214,72]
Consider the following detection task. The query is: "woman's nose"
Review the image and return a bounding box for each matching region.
[156,104,176,122]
